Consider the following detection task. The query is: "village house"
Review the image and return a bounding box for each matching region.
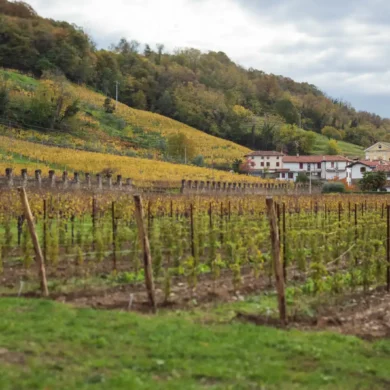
[279,155,351,181]
[346,162,390,191]
[245,151,351,182]
[345,160,383,185]
[365,142,390,161]
[244,151,285,178]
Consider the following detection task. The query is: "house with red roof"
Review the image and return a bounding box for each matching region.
[244,150,352,181]
[281,155,351,181]
[244,151,285,178]
[346,160,390,186]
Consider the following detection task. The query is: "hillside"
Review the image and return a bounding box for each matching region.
[0,68,251,167]
[0,136,263,185]
[0,0,383,158]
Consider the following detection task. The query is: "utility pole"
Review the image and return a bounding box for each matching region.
[184,146,187,164]
[115,81,119,110]
[309,163,312,195]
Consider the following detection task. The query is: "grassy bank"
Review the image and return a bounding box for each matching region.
[0,298,389,389]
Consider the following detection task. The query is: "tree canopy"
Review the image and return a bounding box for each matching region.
[1,0,389,154]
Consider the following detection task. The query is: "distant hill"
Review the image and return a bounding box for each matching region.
[0,0,368,161]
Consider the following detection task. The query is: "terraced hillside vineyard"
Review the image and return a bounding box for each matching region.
[0,136,263,185]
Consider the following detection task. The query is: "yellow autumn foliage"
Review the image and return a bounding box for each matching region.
[0,136,264,185]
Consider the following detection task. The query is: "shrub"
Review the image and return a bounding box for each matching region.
[322,182,345,193]
[192,155,205,167]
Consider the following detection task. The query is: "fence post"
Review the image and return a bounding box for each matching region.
[96,174,103,191]
[134,195,156,312]
[21,169,28,188]
[117,175,122,190]
[73,172,80,189]
[49,170,56,188]
[5,168,13,187]
[35,170,42,188]
[126,178,132,191]
[107,174,113,190]
[18,188,49,297]
[62,171,68,189]
[266,197,287,326]
[85,173,91,189]
[181,179,186,194]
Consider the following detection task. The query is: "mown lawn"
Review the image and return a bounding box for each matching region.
[0,298,389,390]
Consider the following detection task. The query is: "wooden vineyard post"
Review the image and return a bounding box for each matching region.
[92,197,97,251]
[209,202,213,229]
[338,201,342,229]
[18,188,49,297]
[282,202,287,282]
[133,195,156,312]
[266,197,287,326]
[190,203,195,257]
[387,205,390,292]
[220,202,224,244]
[354,204,358,265]
[43,199,47,263]
[112,201,117,272]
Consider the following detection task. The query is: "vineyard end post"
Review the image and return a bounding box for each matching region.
[266,197,287,326]
[18,187,49,297]
[134,194,157,313]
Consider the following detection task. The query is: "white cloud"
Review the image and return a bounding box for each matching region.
[27,0,390,117]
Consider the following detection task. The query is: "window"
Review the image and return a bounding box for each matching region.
[276,162,280,167]
[360,167,366,173]
[261,156,264,159]
[331,162,335,168]
[317,163,321,169]
[251,156,255,160]
[299,163,303,169]
[266,162,270,167]
[379,144,382,149]
[281,173,285,179]
[261,162,264,167]
[276,157,279,160]
[267,157,270,160]
[288,172,293,179]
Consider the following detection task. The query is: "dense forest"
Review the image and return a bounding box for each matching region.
[0,0,389,154]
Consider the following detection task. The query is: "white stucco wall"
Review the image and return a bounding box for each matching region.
[249,155,282,170]
[322,161,348,180]
[349,164,372,181]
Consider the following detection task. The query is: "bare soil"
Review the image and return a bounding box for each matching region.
[2,260,390,340]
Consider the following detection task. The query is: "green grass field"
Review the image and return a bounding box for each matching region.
[0,298,389,390]
[311,133,364,157]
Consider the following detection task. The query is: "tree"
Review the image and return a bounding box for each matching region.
[131,90,147,110]
[166,133,195,163]
[144,44,153,57]
[239,159,255,174]
[192,155,205,167]
[296,172,309,183]
[275,98,299,125]
[156,91,174,116]
[27,76,79,131]
[0,78,9,116]
[321,126,343,140]
[360,171,387,192]
[326,139,341,155]
[103,97,115,113]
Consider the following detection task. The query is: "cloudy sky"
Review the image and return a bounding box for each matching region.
[28,0,390,117]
